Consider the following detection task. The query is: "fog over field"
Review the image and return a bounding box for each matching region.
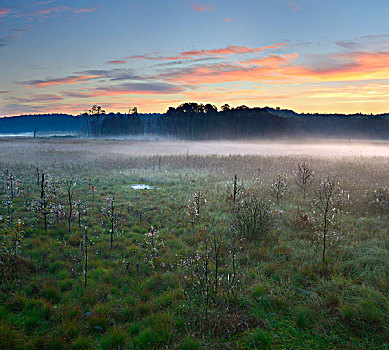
[1,138,389,160]
[1,136,388,349]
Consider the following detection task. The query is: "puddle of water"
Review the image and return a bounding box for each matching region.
[123,184,158,190]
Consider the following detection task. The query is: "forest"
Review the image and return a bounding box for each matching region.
[1,103,389,139]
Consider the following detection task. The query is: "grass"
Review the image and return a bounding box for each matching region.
[0,138,388,349]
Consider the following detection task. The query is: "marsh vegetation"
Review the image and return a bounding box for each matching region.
[0,138,388,349]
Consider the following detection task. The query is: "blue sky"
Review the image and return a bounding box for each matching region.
[1,0,389,115]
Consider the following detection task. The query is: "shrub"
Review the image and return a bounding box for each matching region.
[233,191,273,240]
[294,306,314,329]
[179,336,202,350]
[131,327,162,349]
[0,320,23,350]
[71,336,93,350]
[101,326,127,350]
[369,186,389,214]
[341,299,385,331]
[41,285,61,303]
[245,328,272,349]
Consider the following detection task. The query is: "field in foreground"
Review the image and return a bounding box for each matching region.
[0,138,388,349]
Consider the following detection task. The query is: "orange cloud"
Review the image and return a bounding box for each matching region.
[161,52,299,84]
[287,50,389,82]
[161,49,389,85]
[0,7,11,17]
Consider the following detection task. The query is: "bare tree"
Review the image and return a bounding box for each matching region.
[312,177,349,264]
[64,180,76,236]
[83,226,88,287]
[101,196,120,256]
[270,173,289,206]
[75,200,88,229]
[226,175,244,207]
[295,161,314,199]
[2,170,22,216]
[188,191,207,227]
[30,173,63,233]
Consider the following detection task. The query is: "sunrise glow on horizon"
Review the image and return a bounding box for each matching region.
[2,0,389,116]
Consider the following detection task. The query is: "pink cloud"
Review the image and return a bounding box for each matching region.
[106,60,128,64]
[126,43,287,63]
[225,18,232,22]
[27,5,101,17]
[286,1,299,12]
[181,43,287,57]
[191,3,215,12]
[31,6,70,16]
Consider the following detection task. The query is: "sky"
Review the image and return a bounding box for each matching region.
[1,0,389,116]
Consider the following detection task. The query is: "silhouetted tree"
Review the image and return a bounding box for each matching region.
[88,105,105,136]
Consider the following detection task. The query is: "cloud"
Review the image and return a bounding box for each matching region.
[159,52,299,84]
[63,82,185,98]
[158,46,389,86]
[73,6,103,14]
[123,43,287,63]
[34,1,56,6]
[1,102,93,116]
[128,54,186,61]
[0,7,12,17]
[180,43,287,57]
[76,68,143,81]
[225,18,232,22]
[30,6,71,16]
[191,3,215,12]
[336,34,389,51]
[96,82,185,95]
[286,1,299,12]
[19,5,101,18]
[9,94,64,103]
[106,60,129,65]
[20,75,101,88]
[0,4,100,49]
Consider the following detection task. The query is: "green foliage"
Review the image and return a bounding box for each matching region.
[294,306,314,330]
[179,336,202,349]
[245,328,273,349]
[101,326,127,350]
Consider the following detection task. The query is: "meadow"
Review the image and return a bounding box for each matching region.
[0,138,388,349]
